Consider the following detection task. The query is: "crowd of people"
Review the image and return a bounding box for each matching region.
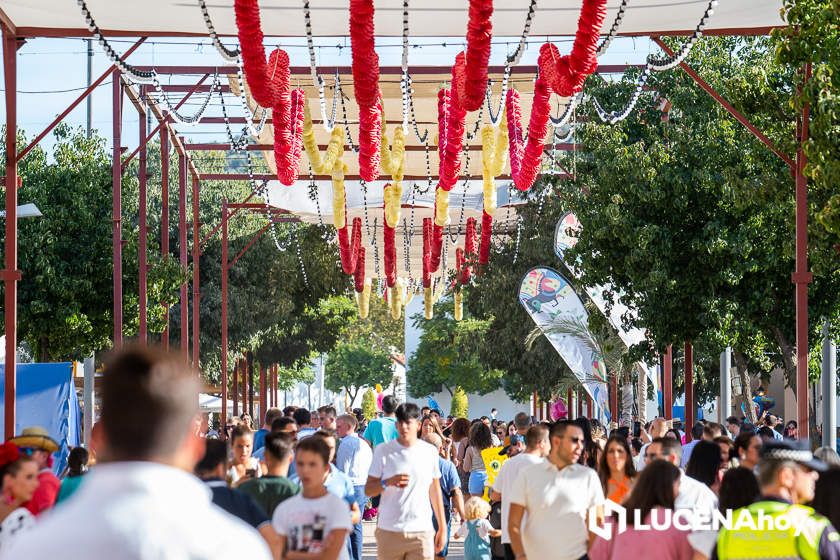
[0,346,838,560]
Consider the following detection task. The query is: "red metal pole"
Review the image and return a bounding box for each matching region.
[160,131,170,350]
[609,375,618,424]
[3,27,19,440]
[138,88,148,344]
[587,394,592,418]
[112,70,123,348]
[566,388,573,419]
[247,352,254,419]
[192,175,200,367]
[794,64,813,440]
[259,363,266,421]
[222,201,230,426]
[178,151,189,358]
[684,341,694,437]
[663,346,674,420]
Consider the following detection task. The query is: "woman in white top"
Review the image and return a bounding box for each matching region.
[0,443,39,552]
[228,425,262,486]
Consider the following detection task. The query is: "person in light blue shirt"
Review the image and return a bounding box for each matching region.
[362,395,398,449]
[252,407,283,452]
[336,414,373,560]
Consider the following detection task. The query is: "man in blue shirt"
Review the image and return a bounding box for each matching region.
[336,414,373,560]
[362,395,399,449]
[423,433,465,560]
[253,407,283,452]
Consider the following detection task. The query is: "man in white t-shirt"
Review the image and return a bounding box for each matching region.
[508,420,604,560]
[645,437,718,515]
[365,403,446,560]
[490,424,549,560]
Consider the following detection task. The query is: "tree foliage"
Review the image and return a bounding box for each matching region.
[325,341,393,403]
[361,388,377,420]
[407,299,503,398]
[450,386,469,418]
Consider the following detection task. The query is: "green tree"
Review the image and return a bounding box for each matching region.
[1,125,182,361]
[450,386,469,417]
[558,36,840,405]
[407,299,503,398]
[361,388,377,420]
[325,341,393,403]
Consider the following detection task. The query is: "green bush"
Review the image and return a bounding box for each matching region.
[450,386,469,418]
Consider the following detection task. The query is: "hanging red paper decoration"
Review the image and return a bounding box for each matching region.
[462,217,477,284]
[383,212,397,288]
[506,78,551,192]
[456,0,494,112]
[505,0,607,192]
[439,54,468,192]
[479,211,492,265]
[538,0,607,97]
[338,217,362,275]
[430,223,444,273]
[234,0,304,186]
[353,246,366,293]
[350,0,381,182]
[422,218,433,288]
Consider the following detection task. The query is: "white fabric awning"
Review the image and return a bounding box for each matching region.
[3,1,784,38]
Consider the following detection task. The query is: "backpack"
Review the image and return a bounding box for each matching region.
[488,500,505,559]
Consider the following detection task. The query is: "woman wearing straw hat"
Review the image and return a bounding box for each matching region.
[9,427,59,516]
[0,441,39,552]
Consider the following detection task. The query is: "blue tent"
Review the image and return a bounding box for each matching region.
[0,363,82,475]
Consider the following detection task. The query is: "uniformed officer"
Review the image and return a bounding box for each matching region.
[715,439,840,560]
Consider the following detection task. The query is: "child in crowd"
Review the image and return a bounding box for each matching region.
[271,437,351,560]
[455,497,501,560]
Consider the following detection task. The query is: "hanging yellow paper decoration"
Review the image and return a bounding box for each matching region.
[481,113,508,218]
[381,124,406,228]
[302,103,347,229]
[435,187,450,227]
[355,278,372,319]
[424,286,434,319]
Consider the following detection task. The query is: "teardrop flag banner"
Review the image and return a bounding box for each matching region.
[554,213,659,392]
[518,267,610,422]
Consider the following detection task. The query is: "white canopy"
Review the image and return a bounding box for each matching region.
[4,1,784,38]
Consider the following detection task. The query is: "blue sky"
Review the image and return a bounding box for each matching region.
[1,34,652,157]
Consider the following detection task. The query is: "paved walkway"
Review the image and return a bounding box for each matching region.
[362,520,466,560]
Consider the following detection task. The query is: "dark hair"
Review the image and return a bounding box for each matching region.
[230,424,253,442]
[525,424,549,449]
[382,395,398,414]
[757,426,776,440]
[622,460,680,525]
[451,418,471,440]
[264,407,283,427]
[395,403,421,422]
[552,419,582,440]
[195,439,228,475]
[715,436,735,463]
[599,435,637,494]
[811,467,840,530]
[263,432,294,463]
[685,441,722,488]
[726,416,741,427]
[734,431,759,456]
[513,412,532,430]
[293,408,312,426]
[0,453,35,481]
[665,428,683,441]
[469,422,494,450]
[313,429,337,442]
[704,423,724,440]
[318,405,337,418]
[101,346,200,461]
[296,436,330,466]
[271,417,297,433]
[572,417,593,445]
[719,467,759,513]
[630,437,643,453]
[67,447,90,477]
[691,422,705,440]
[653,436,683,461]
[283,405,298,417]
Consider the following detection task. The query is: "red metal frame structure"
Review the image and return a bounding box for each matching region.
[0,17,815,439]
[685,341,694,436]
